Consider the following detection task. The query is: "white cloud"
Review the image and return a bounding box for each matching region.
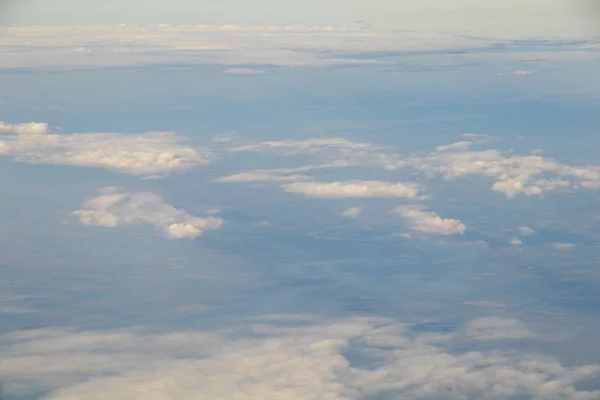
[0,25,509,72]
[284,180,420,199]
[341,206,362,218]
[72,188,223,239]
[229,136,600,200]
[1,316,599,400]
[0,121,49,135]
[466,317,534,341]
[509,237,523,245]
[435,140,472,152]
[394,205,466,235]
[518,226,536,236]
[403,139,600,198]
[0,125,212,177]
[223,67,267,76]
[553,242,576,250]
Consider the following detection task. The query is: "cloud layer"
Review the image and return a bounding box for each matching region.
[73,188,223,239]
[1,316,599,400]
[0,125,212,177]
[1,24,597,72]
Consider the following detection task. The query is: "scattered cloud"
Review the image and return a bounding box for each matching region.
[341,206,362,218]
[517,226,536,236]
[1,316,598,400]
[466,317,534,340]
[228,136,600,199]
[509,237,523,245]
[223,67,267,76]
[284,180,421,199]
[394,205,466,235]
[0,123,212,177]
[553,242,576,250]
[217,171,310,183]
[72,188,223,239]
[0,121,49,135]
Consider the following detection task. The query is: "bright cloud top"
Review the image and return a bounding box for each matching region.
[72,188,223,239]
[0,121,49,135]
[0,123,212,177]
[231,136,600,199]
[283,180,421,199]
[1,316,599,400]
[394,205,466,235]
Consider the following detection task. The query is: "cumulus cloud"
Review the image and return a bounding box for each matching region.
[401,139,600,198]
[466,317,534,340]
[284,180,421,199]
[0,125,212,177]
[1,316,599,400]
[394,205,466,235]
[509,237,523,245]
[518,226,536,236]
[72,188,223,239]
[0,121,49,135]
[341,206,362,218]
[228,136,600,199]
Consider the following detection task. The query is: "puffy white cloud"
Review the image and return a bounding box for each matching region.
[0,121,49,135]
[1,316,599,400]
[72,188,223,239]
[394,205,466,235]
[509,237,523,245]
[402,139,600,198]
[284,180,420,199]
[466,317,534,340]
[341,206,362,218]
[0,125,212,177]
[518,226,536,236]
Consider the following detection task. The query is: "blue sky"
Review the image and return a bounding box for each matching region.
[1,2,600,399]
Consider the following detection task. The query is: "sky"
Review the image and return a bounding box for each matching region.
[3,0,600,36]
[1,1,600,400]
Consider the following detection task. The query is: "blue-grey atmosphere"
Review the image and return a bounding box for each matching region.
[1,1,600,399]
